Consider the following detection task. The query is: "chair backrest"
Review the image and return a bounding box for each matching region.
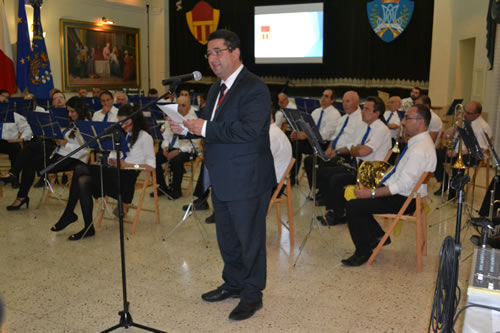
[383,148,393,163]
[398,172,430,214]
[273,158,295,196]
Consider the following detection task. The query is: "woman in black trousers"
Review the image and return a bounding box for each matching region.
[51,104,156,240]
[5,97,92,210]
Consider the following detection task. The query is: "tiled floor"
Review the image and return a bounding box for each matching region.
[0,169,489,332]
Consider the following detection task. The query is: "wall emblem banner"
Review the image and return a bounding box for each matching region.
[367,0,414,43]
[186,0,220,45]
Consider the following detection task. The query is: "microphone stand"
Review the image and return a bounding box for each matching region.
[40,90,175,333]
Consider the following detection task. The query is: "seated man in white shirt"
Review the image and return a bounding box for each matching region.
[270,108,293,194]
[317,96,391,225]
[290,88,340,186]
[401,86,422,112]
[154,96,200,199]
[115,91,129,106]
[415,95,442,144]
[92,91,118,122]
[275,92,297,129]
[433,101,492,199]
[342,104,437,266]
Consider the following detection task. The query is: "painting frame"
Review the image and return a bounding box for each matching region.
[60,19,141,92]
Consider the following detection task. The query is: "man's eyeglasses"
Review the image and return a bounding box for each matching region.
[204,48,231,59]
[403,116,423,121]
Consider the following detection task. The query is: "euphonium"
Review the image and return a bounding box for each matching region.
[344,160,393,201]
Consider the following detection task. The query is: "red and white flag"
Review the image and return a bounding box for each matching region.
[0,1,17,95]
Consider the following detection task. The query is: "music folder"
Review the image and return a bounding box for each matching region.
[75,120,129,154]
[25,111,65,139]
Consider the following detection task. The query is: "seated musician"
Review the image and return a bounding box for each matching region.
[0,92,33,188]
[154,96,200,199]
[342,104,437,266]
[312,91,366,203]
[415,95,442,144]
[317,96,391,226]
[92,91,118,122]
[289,88,340,186]
[52,104,155,240]
[433,101,492,199]
[4,97,91,210]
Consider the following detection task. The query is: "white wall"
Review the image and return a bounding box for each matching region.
[4,0,168,96]
[429,0,491,111]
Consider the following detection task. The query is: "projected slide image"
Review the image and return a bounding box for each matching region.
[254,4,323,64]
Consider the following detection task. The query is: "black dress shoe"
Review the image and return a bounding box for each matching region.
[33,177,46,188]
[205,212,216,224]
[182,198,209,211]
[369,236,392,250]
[68,226,95,241]
[0,174,16,185]
[150,187,169,198]
[201,287,240,302]
[51,212,78,232]
[341,253,371,267]
[433,187,445,196]
[6,197,29,211]
[317,211,346,226]
[229,300,263,321]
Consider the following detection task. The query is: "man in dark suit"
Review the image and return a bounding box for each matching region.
[170,29,275,321]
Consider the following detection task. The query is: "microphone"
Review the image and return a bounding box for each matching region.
[162,71,202,86]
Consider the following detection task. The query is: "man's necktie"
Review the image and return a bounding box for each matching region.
[386,112,393,123]
[216,83,227,108]
[170,134,178,149]
[379,144,408,186]
[316,109,324,128]
[331,116,349,149]
[103,112,109,122]
[361,126,371,145]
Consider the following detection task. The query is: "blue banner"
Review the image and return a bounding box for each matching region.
[16,0,31,92]
[27,4,54,99]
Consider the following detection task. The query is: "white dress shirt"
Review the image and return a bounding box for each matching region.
[359,118,392,162]
[270,123,292,183]
[1,112,32,141]
[428,109,442,135]
[201,64,245,137]
[275,101,297,128]
[92,106,119,122]
[469,116,492,151]
[161,107,200,153]
[383,131,437,197]
[109,130,156,168]
[383,110,401,140]
[333,108,367,150]
[310,104,341,141]
[57,126,90,163]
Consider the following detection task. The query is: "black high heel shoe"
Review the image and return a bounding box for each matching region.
[51,213,78,232]
[6,197,29,211]
[68,226,95,241]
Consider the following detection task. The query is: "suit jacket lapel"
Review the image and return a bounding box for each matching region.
[213,68,246,121]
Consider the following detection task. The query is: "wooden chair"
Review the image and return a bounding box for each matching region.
[367,172,431,272]
[96,169,160,234]
[468,138,493,192]
[44,170,74,204]
[267,158,296,245]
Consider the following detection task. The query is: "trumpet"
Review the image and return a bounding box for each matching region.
[392,122,404,154]
[451,104,467,170]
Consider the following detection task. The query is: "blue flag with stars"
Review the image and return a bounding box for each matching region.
[27,3,54,99]
[16,0,31,92]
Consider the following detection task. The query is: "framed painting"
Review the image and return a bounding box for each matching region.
[60,19,140,91]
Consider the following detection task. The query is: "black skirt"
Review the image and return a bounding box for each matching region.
[89,165,139,203]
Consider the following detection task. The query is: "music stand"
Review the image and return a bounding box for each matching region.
[25,111,65,205]
[430,120,484,332]
[289,111,339,266]
[50,107,70,128]
[76,120,130,226]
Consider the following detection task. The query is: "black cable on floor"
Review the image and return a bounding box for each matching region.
[428,236,460,333]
